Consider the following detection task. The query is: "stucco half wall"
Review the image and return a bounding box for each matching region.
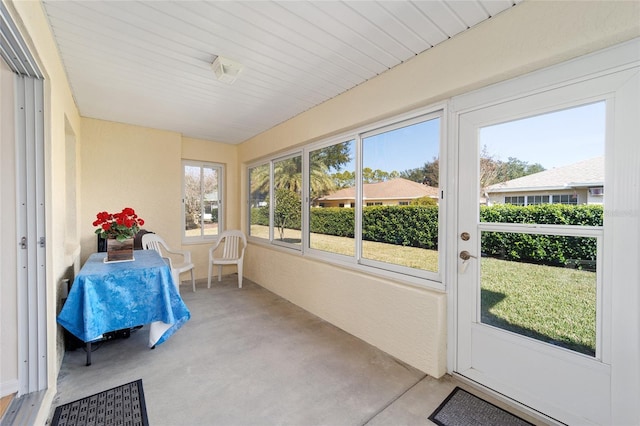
[236,1,639,378]
[244,244,448,377]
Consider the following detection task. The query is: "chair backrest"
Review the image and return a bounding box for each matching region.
[142,233,169,255]
[219,230,247,260]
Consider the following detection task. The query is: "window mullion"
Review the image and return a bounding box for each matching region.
[355,135,363,263]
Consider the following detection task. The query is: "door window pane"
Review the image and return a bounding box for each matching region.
[481,101,605,217]
[361,117,440,273]
[480,231,597,356]
[477,102,605,357]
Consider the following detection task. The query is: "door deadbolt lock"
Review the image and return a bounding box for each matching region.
[460,232,470,241]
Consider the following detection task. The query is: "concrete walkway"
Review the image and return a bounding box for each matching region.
[52,277,543,425]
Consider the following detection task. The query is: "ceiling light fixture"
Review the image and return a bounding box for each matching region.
[211,56,243,84]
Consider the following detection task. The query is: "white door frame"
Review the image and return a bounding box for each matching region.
[447,38,640,425]
[1,1,47,397]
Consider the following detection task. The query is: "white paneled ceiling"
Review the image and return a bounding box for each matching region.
[42,0,519,144]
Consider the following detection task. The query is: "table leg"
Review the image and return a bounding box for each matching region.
[86,342,92,366]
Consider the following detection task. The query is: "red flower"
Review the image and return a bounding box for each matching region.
[93,208,144,240]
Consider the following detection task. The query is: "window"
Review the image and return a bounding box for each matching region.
[248,155,302,249]
[249,163,270,239]
[183,161,223,241]
[273,154,302,247]
[309,140,355,257]
[361,115,441,275]
[589,187,604,196]
[527,195,549,205]
[505,196,525,205]
[248,108,443,284]
[552,194,578,205]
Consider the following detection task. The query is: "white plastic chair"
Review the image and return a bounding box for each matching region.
[208,230,247,288]
[142,233,196,292]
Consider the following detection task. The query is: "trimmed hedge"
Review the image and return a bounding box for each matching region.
[310,207,354,237]
[480,204,602,268]
[361,206,438,249]
[251,203,603,267]
[480,204,603,227]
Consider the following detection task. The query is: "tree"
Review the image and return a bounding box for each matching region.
[251,154,338,202]
[274,188,301,240]
[331,170,355,189]
[184,166,217,229]
[400,157,439,186]
[249,164,270,207]
[310,141,351,172]
[410,196,437,206]
[498,157,545,181]
[479,147,546,188]
[362,167,398,183]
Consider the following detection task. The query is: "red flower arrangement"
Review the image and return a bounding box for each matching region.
[93,207,145,242]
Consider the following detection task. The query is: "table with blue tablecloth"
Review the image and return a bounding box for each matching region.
[57,249,191,365]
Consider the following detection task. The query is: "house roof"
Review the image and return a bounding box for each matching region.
[485,156,604,193]
[318,178,438,201]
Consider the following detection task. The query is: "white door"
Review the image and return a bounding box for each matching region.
[454,49,639,425]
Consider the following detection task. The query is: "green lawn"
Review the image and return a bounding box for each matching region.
[249,225,596,356]
[481,257,596,356]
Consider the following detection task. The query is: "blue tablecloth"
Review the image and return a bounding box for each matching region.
[57,250,191,347]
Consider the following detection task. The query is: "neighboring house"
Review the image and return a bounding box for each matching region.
[315,178,438,208]
[484,157,604,206]
[203,191,219,221]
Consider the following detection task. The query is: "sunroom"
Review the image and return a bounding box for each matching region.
[1,1,639,425]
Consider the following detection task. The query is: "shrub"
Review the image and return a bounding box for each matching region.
[251,202,602,267]
[362,205,438,249]
[310,207,354,237]
[480,204,602,267]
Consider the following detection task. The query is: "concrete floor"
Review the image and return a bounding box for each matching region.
[51,277,548,426]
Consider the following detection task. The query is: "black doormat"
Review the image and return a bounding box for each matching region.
[51,379,148,426]
[429,387,533,426]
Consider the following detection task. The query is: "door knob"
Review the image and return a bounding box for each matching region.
[459,250,477,261]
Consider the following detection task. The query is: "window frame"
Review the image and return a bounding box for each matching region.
[248,161,271,241]
[247,104,446,289]
[181,160,225,244]
[271,152,304,250]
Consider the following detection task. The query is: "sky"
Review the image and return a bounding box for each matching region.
[479,101,605,170]
[341,101,605,173]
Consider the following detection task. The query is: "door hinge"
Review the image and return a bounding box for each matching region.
[20,236,27,249]
[39,237,46,248]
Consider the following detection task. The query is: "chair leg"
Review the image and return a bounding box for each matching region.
[190,269,195,292]
[238,262,243,289]
[207,262,212,288]
[218,265,222,282]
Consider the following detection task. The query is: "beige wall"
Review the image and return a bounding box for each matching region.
[77,123,241,282]
[79,119,182,260]
[238,0,640,377]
